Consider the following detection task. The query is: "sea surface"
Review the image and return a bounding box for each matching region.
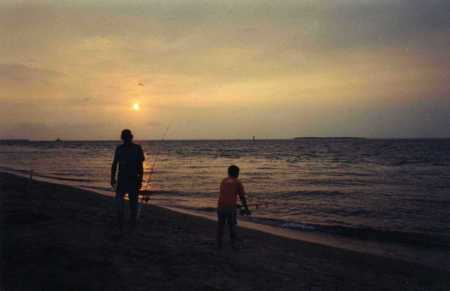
[1,139,449,263]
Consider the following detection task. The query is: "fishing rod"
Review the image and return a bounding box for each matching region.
[139,123,172,205]
[236,202,270,215]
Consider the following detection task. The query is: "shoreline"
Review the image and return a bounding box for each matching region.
[2,169,449,273]
[159,205,450,272]
[1,172,450,290]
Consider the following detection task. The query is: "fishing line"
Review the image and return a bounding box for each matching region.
[140,122,172,206]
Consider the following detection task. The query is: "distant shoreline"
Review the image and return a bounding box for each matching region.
[0,139,31,143]
[292,137,367,140]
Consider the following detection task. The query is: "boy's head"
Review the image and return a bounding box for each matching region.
[228,165,240,178]
[121,129,133,143]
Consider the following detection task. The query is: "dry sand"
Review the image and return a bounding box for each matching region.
[1,172,449,291]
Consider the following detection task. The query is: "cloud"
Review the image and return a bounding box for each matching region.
[0,0,449,139]
[147,121,162,127]
[0,121,123,140]
[0,63,62,82]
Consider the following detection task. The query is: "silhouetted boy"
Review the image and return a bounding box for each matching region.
[111,129,145,232]
[217,165,250,249]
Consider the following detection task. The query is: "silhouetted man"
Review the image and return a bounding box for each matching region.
[111,129,145,232]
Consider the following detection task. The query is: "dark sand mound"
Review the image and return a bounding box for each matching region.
[1,172,449,291]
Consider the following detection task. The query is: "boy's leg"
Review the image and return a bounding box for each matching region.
[217,210,226,249]
[115,191,125,231]
[228,211,237,248]
[129,189,139,228]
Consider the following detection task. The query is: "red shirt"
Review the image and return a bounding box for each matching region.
[218,177,245,209]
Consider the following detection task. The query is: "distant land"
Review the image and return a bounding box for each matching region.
[0,139,30,143]
[293,137,367,140]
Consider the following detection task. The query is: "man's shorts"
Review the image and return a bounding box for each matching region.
[217,207,237,226]
[117,178,138,193]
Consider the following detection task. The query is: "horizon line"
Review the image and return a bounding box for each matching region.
[1,136,450,142]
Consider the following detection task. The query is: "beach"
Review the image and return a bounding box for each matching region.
[1,172,449,291]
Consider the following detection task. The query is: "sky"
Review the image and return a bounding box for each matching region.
[1,0,449,140]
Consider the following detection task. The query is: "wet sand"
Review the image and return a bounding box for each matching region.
[1,172,449,291]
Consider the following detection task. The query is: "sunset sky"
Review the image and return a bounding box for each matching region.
[1,0,449,140]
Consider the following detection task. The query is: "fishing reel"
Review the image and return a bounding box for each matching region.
[139,190,153,204]
[236,204,252,216]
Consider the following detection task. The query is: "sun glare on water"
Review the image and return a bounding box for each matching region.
[132,102,141,111]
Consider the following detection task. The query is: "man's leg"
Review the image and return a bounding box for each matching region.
[115,191,125,231]
[129,189,139,228]
[216,210,225,249]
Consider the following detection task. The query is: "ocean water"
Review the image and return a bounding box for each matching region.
[1,139,450,254]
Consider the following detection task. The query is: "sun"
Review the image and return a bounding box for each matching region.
[132,102,141,111]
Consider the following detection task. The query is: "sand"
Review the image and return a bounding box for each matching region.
[1,172,449,291]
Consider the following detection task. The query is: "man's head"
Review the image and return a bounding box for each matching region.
[228,165,240,178]
[121,129,133,143]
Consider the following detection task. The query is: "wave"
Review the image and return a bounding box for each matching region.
[179,205,450,249]
[405,198,450,206]
[0,166,98,183]
[279,221,450,250]
[33,173,96,183]
[0,166,30,174]
[267,190,345,199]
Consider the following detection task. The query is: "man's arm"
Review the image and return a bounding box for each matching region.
[137,160,144,190]
[111,149,118,187]
[238,182,251,215]
[137,146,145,190]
